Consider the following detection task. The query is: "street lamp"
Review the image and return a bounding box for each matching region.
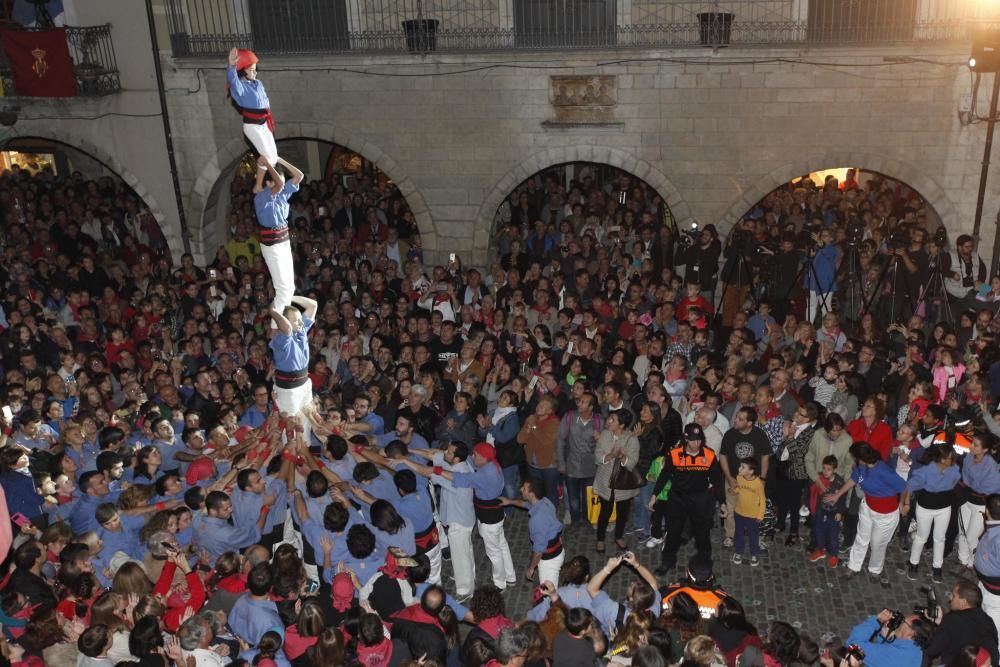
[969,28,1000,274]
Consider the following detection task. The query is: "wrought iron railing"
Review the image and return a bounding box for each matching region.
[164,0,988,57]
[0,25,121,97]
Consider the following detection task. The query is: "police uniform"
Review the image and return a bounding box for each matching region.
[661,581,728,619]
[651,424,726,571]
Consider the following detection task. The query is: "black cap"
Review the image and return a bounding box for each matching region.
[683,423,705,442]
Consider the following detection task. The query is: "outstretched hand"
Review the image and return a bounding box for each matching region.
[228,48,239,66]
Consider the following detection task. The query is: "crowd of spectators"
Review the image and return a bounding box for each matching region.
[0,155,997,667]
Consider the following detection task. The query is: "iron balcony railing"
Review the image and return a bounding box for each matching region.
[165,0,988,57]
[0,24,122,97]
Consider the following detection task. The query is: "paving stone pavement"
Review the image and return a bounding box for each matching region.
[446,511,959,643]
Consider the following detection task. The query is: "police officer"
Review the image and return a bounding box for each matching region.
[661,555,728,619]
[648,423,728,576]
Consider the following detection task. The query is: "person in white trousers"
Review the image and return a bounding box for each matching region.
[902,444,960,583]
[974,495,1000,647]
[253,156,302,315]
[823,442,905,582]
[500,477,565,588]
[958,435,1000,569]
[227,48,279,165]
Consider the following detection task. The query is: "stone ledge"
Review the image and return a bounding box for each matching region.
[541,121,626,133]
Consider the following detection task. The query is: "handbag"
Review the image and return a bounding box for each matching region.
[610,459,643,491]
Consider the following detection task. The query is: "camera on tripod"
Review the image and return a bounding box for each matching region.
[731,227,753,251]
[846,219,865,246]
[914,584,939,621]
[676,221,700,250]
[932,226,948,248]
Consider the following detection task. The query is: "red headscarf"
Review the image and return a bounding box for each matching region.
[332,573,355,612]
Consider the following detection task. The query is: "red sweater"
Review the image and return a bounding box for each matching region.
[847,419,893,462]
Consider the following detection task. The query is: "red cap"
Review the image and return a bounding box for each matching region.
[235,48,258,72]
[186,457,215,485]
[234,426,254,444]
[332,573,354,612]
[473,443,497,462]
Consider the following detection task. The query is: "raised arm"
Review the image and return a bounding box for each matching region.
[586,556,623,598]
[623,552,658,592]
[276,158,304,186]
[290,296,318,320]
[270,308,292,336]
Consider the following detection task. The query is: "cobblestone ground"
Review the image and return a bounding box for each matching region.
[447,511,956,643]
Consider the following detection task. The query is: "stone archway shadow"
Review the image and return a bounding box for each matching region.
[187,122,435,261]
[0,129,176,255]
[474,145,694,250]
[719,150,960,231]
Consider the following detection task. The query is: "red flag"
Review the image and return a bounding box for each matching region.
[1,27,76,97]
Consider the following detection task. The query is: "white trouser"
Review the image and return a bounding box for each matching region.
[274,382,313,418]
[981,583,1000,655]
[848,500,899,575]
[537,551,565,589]
[807,289,832,324]
[909,504,951,568]
[478,519,515,589]
[959,501,988,567]
[423,543,443,586]
[445,523,476,596]
[244,123,278,165]
[259,240,295,314]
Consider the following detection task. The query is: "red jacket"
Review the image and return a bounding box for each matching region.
[847,419,893,461]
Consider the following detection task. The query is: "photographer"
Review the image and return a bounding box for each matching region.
[679,224,722,304]
[719,219,756,327]
[921,579,998,667]
[888,226,929,323]
[845,608,933,667]
[804,228,838,326]
[757,233,802,322]
[943,234,987,316]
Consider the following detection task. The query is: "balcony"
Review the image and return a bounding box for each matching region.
[0,24,121,97]
[164,0,988,57]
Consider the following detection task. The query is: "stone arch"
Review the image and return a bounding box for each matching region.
[0,129,178,256]
[719,150,958,231]
[188,122,434,261]
[475,144,694,245]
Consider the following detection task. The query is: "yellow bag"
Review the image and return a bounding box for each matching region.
[587,486,615,525]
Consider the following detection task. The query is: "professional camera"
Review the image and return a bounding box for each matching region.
[795,225,819,251]
[731,227,753,251]
[869,609,906,643]
[676,221,700,249]
[933,226,948,248]
[845,645,866,662]
[846,219,865,246]
[914,584,939,621]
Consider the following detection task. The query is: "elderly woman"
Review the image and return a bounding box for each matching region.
[593,410,641,553]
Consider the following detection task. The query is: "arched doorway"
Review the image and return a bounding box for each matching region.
[0,136,170,256]
[490,161,678,275]
[730,167,947,329]
[200,137,420,260]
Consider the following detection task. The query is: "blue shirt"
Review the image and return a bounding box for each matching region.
[845,616,923,667]
[452,462,504,500]
[396,489,434,534]
[254,182,298,230]
[193,514,260,565]
[239,404,270,428]
[852,461,905,498]
[226,65,271,111]
[904,463,960,494]
[67,493,108,535]
[361,412,385,436]
[270,315,313,372]
[228,594,284,645]
[527,583,592,622]
[963,453,1000,495]
[65,444,99,479]
[374,432,430,451]
[430,454,475,528]
[528,497,562,555]
[152,436,184,474]
[416,582,470,620]
[99,523,143,561]
[330,550,384,586]
[371,518,415,555]
[361,469,399,503]
[977,522,1000,577]
[591,589,662,638]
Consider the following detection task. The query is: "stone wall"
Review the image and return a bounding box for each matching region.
[164,45,981,268]
[3,0,991,270]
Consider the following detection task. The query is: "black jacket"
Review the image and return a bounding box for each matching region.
[922,607,998,667]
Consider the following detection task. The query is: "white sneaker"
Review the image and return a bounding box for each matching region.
[722,538,734,548]
[750,556,760,567]
[645,536,664,548]
[732,554,742,565]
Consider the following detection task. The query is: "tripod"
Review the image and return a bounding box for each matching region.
[714,246,757,327]
[788,247,834,327]
[914,256,953,326]
[837,245,865,331]
[860,252,915,327]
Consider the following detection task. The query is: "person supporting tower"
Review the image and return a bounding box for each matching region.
[227,47,279,164]
[254,155,303,315]
[269,296,319,431]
